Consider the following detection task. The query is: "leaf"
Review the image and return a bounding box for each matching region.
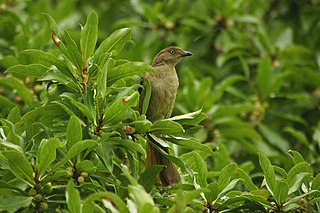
[6,64,48,78]
[287,162,312,185]
[0,77,34,106]
[61,93,95,123]
[96,56,111,101]
[7,106,21,124]
[273,180,289,204]
[76,160,95,173]
[237,168,258,191]
[256,57,272,99]
[138,165,165,192]
[141,78,151,116]
[2,150,34,185]
[43,13,59,34]
[167,136,213,156]
[288,172,310,195]
[17,49,75,80]
[62,29,83,71]
[66,116,82,150]
[36,138,61,177]
[52,140,98,170]
[0,195,33,213]
[111,139,145,157]
[108,61,154,85]
[258,152,276,195]
[94,28,132,60]
[150,120,184,135]
[103,91,139,125]
[80,11,98,63]
[85,192,128,213]
[181,151,208,187]
[258,123,290,152]
[66,181,81,213]
[217,163,238,190]
[204,182,219,202]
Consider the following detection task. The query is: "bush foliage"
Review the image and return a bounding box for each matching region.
[1,1,320,212]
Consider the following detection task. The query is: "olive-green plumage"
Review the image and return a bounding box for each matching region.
[139,46,192,185]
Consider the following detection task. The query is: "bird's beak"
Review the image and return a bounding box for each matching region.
[181,51,192,57]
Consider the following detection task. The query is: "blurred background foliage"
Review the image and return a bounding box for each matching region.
[1,0,320,211]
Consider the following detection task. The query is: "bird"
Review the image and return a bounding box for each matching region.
[139,46,192,185]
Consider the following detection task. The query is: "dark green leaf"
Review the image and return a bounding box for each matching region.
[0,195,33,213]
[66,115,82,150]
[2,150,34,185]
[36,138,61,177]
[66,181,81,213]
[138,165,165,192]
[6,64,48,78]
[273,180,288,204]
[258,152,276,194]
[94,28,132,59]
[151,120,184,135]
[108,62,154,85]
[52,140,98,170]
[217,163,238,190]
[181,151,208,187]
[62,30,83,71]
[80,11,98,63]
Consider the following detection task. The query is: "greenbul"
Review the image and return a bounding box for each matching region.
[139,46,192,185]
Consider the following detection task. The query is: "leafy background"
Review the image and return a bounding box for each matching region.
[1,0,320,212]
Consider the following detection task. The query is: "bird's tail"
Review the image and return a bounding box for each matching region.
[146,135,181,186]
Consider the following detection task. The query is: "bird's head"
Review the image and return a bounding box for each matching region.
[152,46,192,67]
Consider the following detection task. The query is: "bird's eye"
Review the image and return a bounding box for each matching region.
[170,49,176,55]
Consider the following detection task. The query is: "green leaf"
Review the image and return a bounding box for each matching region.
[258,123,290,152]
[108,61,154,85]
[287,162,312,185]
[61,93,95,123]
[2,150,34,185]
[237,168,258,191]
[204,182,219,202]
[273,180,289,204]
[94,28,132,59]
[181,151,208,187]
[7,106,21,124]
[62,29,83,71]
[36,138,61,177]
[17,49,75,80]
[52,140,98,170]
[311,173,320,190]
[66,181,81,213]
[256,57,272,99]
[167,137,213,156]
[85,192,128,213]
[138,165,165,192]
[43,13,59,34]
[150,120,184,135]
[66,116,82,150]
[96,56,111,101]
[258,152,276,195]
[217,163,238,190]
[103,91,139,125]
[76,160,95,173]
[288,172,310,195]
[141,78,151,116]
[0,195,33,213]
[0,77,34,106]
[80,11,98,63]
[6,64,48,78]
[288,150,305,164]
[128,184,155,208]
